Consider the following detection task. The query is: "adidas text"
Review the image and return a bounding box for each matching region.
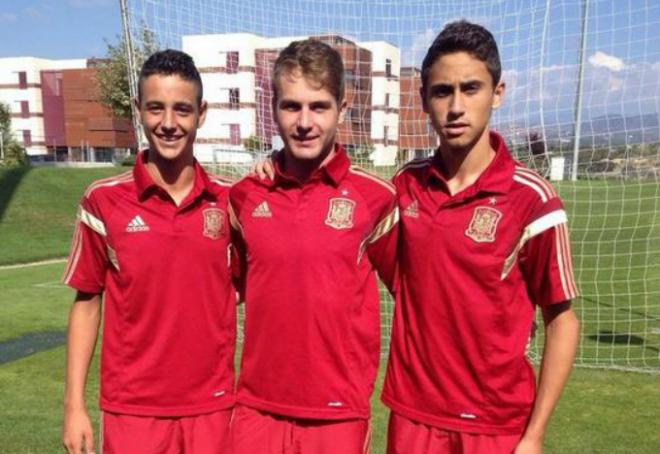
[126,215,150,232]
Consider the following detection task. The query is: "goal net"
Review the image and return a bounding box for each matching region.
[122,0,660,372]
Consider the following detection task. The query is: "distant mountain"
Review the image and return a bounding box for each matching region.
[495,113,660,147]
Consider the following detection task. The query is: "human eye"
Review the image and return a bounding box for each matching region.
[279,101,299,111]
[430,85,451,98]
[463,82,481,94]
[175,104,193,115]
[311,102,330,112]
[146,103,163,112]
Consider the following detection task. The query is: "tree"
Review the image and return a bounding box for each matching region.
[96,23,159,119]
[527,131,547,156]
[0,103,28,167]
[0,102,11,143]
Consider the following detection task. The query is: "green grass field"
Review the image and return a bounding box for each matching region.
[0,166,659,452]
[0,167,127,265]
[0,262,658,453]
[534,181,660,371]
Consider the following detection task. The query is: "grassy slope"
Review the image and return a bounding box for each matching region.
[0,167,127,265]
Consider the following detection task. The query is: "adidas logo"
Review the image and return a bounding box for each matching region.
[126,215,150,232]
[404,200,419,218]
[252,201,272,218]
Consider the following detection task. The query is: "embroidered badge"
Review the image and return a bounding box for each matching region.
[325,197,356,230]
[465,206,502,243]
[203,208,225,240]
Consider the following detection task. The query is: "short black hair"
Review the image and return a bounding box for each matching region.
[421,20,501,92]
[138,49,203,105]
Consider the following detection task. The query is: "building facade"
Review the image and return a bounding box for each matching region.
[183,33,402,165]
[0,57,86,156]
[399,66,437,161]
[0,38,434,165]
[0,57,134,160]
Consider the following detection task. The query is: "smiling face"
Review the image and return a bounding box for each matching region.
[274,68,346,165]
[422,51,505,153]
[136,74,207,163]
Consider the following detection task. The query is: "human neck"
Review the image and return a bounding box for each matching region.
[438,130,495,196]
[145,149,195,206]
[283,144,337,183]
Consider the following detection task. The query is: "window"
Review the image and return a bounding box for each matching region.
[345,69,356,88]
[385,93,390,108]
[384,126,390,146]
[20,101,29,118]
[18,71,27,89]
[385,59,392,78]
[345,108,359,124]
[226,52,239,73]
[230,124,241,145]
[353,74,368,91]
[22,130,32,146]
[55,76,63,96]
[229,88,240,109]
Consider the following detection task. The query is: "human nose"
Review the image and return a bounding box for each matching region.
[449,93,465,116]
[296,107,312,131]
[161,108,176,131]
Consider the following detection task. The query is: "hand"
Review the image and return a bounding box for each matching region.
[512,436,542,454]
[62,406,95,454]
[251,156,275,180]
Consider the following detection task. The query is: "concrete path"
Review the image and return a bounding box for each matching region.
[0,258,66,271]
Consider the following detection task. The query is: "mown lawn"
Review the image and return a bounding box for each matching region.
[0,167,658,452]
[0,262,658,453]
[0,167,127,265]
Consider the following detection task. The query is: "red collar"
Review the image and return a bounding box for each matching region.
[133,150,217,201]
[425,131,515,196]
[271,143,351,188]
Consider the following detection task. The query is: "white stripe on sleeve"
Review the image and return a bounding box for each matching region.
[501,209,568,280]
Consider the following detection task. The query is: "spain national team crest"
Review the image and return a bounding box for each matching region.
[465,206,502,243]
[325,197,356,230]
[203,208,225,240]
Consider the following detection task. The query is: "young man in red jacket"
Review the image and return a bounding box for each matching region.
[382,21,580,454]
[229,39,398,453]
[61,50,236,454]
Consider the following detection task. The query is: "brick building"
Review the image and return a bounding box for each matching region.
[0,57,135,160]
[183,32,401,165]
[399,66,437,161]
